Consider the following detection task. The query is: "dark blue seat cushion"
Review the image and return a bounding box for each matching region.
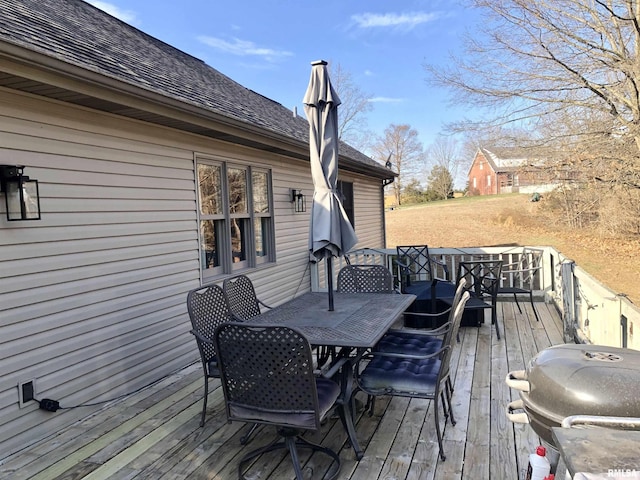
[403,280,456,301]
[376,330,443,356]
[359,355,440,396]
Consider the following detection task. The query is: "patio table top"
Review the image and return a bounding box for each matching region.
[250,291,416,349]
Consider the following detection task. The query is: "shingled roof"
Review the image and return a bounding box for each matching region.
[0,0,392,179]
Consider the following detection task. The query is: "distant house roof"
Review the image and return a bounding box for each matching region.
[476,147,544,173]
[0,0,393,179]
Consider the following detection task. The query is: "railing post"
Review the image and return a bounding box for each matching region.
[561,259,577,343]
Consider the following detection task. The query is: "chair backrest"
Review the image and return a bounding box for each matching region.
[396,245,435,282]
[515,247,543,285]
[336,264,394,293]
[440,277,467,344]
[440,290,470,378]
[223,275,261,320]
[457,260,503,300]
[214,322,322,430]
[186,284,233,369]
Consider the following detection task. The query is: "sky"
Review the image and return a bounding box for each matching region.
[86,0,480,160]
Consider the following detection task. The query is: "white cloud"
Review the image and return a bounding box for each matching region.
[364,70,374,76]
[352,12,440,30]
[87,1,137,24]
[369,97,405,103]
[197,36,293,61]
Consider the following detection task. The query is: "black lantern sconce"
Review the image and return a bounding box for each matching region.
[0,165,41,221]
[290,188,306,213]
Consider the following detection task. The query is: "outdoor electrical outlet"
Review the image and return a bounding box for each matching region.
[18,380,35,408]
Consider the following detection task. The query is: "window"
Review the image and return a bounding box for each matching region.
[487,175,492,187]
[473,177,477,189]
[197,159,274,279]
[337,180,355,227]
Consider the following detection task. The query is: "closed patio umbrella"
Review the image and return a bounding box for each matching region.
[303,60,358,311]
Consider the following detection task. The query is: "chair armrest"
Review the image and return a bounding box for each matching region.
[387,321,451,337]
[430,256,450,280]
[190,329,214,344]
[402,305,453,319]
[501,261,520,269]
[257,299,273,310]
[319,356,349,379]
[364,345,449,361]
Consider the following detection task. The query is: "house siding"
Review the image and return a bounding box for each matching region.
[0,88,385,457]
[468,151,497,195]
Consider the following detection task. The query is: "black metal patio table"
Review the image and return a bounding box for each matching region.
[251,291,416,459]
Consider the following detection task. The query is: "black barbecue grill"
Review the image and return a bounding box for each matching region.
[506,344,640,447]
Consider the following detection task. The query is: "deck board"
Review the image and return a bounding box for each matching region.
[1,300,565,480]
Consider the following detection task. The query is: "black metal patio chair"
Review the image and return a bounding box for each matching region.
[223,274,272,321]
[186,284,233,427]
[452,260,503,339]
[187,284,259,444]
[214,323,342,480]
[366,277,467,418]
[355,290,470,461]
[497,247,543,322]
[336,264,395,293]
[395,245,455,328]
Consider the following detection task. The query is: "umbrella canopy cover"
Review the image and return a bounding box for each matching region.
[303,60,358,261]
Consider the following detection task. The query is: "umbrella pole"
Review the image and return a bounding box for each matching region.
[327,257,334,311]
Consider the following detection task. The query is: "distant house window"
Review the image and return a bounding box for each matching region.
[479,162,483,170]
[337,180,355,227]
[473,177,477,189]
[197,159,274,280]
[487,175,492,187]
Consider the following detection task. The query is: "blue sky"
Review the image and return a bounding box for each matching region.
[87,0,478,159]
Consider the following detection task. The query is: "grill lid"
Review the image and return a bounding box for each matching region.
[523,344,640,420]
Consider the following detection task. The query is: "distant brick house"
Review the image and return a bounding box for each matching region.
[468,147,560,195]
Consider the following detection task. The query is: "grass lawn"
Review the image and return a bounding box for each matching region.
[384,193,640,305]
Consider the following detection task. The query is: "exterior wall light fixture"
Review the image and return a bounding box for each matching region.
[290,188,306,213]
[0,165,41,221]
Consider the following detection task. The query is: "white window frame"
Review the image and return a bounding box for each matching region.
[195,156,275,281]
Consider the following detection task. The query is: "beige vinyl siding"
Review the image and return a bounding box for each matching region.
[0,88,386,459]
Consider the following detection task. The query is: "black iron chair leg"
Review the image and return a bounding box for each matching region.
[200,376,209,427]
[433,392,446,461]
[513,292,523,313]
[529,291,540,322]
[240,423,259,445]
[238,430,341,480]
[445,384,456,426]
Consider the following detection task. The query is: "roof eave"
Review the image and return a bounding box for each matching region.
[0,41,392,179]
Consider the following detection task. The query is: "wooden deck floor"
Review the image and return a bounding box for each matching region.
[1,300,565,480]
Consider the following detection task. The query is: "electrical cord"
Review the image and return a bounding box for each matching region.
[34,364,194,412]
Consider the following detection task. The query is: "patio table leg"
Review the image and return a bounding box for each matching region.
[335,358,364,460]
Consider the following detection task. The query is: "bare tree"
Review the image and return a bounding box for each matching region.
[427,0,640,232]
[371,124,425,206]
[428,1,640,157]
[427,136,465,189]
[329,63,374,149]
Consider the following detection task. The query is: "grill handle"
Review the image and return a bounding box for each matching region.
[505,370,530,392]
[506,399,530,424]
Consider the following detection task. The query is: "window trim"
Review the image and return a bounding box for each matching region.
[195,155,275,281]
[337,179,355,228]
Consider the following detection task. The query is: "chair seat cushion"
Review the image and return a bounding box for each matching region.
[228,376,340,430]
[404,280,456,301]
[376,330,443,355]
[316,377,341,419]
[206,358,219,377]
[359,355,440,396]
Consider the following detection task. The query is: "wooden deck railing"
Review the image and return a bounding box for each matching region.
[310,245,640,350]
